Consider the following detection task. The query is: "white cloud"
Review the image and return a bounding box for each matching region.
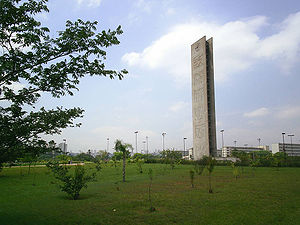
[135,0,153,13]
[76,0,102,7]
[276,106,300,119]
[169,101,188,112]
[244,107,270,118]
[122,12,300,84]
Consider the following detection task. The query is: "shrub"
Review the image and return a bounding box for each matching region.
[189,170,195,188]
[47,161,96,200]
[136,159,144,173]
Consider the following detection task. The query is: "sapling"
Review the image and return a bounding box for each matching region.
[47,161,96,200]
[231,163,240,180]
[206,157,216,193]
[148,168,155,212]
[114,140,133,182]
[136,159,144,173]
[189,170,195,188]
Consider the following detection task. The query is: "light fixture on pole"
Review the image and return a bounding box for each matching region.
[142,141,146,154]
[183,137,187,158]
[134,131,138,154]
[234,140,237,148]
[162,132,166,151]
[257,138,261,147]
[146,136,149,155]
[220,130,224,149]
[288,134,294,156]
[282,132,286,155]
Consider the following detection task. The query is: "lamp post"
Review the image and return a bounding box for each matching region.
[234,140,237,148]
[106,138,109,152]
[257,138,261,147]
[220,130,224,149]
[135,131,138,154]
[183,137,187,158]
[162,132,166,151]
[146,136,149,155]
[282,132,286,155]
[288,134,294,156]
[142,141,146,154]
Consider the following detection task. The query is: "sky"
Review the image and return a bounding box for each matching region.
[32,0,300,153]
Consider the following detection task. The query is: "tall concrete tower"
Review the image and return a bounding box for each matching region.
[191,36,217,160]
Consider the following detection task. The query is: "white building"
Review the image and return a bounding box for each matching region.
[222,146,269,157]
[272,143,300,156]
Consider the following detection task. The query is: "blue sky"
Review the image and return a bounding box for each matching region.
[36,0,300,153]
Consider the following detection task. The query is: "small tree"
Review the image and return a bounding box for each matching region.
[136,159,144,174]
[161,149,181,169]
[231,163,240,180]
[47,161,96,200]
[206,156,216,193]
[114,139,132,182]
[96,150,110,162]
[194,157,207,175]
[189,169,195,188]
[148,168,155,212]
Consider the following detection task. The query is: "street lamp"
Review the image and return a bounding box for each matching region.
[220,130,224,149]
[142,141,146,154]
[234,140,237,148]
[162,132,166,151]
[257,138,261,147]
[106,138,109,152]
[135,131,138,154]
[282,132,286,155]
[288,134,294,156]
[183,137,187,158]
[146,136,149,155]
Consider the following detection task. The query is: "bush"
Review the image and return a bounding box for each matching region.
[47,161,96,200]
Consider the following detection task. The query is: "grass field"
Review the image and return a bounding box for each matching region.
[1,163,300,225]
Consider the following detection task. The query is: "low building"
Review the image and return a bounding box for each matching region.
[272,143,300,156]
[222,146,270,157]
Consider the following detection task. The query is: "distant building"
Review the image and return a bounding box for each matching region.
[216,149,222,157]
[173,150,189,159]
[272,143,300,156]
[187,148,194,160]
[222,146,270,157]
[59,142,68,153]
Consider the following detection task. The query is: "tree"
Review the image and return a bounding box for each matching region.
[96,150,109,161]
[0,0,127,169]
[148,168,155,212]
[206,156,216,193]
[161,149,181,169]
[47,161,96,200]
[73,153,94,162]
[114,139,132,182]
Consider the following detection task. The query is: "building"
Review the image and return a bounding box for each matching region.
[191,36,217,160]
[272,143,300,156]
[222,146,270,157]
[59,142,68,153]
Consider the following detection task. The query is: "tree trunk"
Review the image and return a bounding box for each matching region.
[122,153,126,182]
[209,173,213,193]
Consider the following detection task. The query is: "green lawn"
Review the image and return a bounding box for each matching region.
[1,163,300,225]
